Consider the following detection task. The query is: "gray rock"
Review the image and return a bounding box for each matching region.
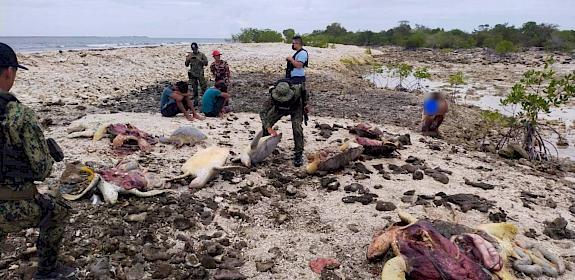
[286,185,298,196]
[413,170,424,180]
[376,201,397,211]
[255,260,274,272]
[214,269,247,280]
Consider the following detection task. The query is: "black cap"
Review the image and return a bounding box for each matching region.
[0,43,28,70]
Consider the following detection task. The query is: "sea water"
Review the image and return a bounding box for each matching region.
[0,36,229,53]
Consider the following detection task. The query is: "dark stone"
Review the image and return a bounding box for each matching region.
[397,134,411,146]
[570,204,575,215]
[214,269,247,280]
[403,190,415,196]
[443,194,495,213]
[321,269,342,280]
[255,261,274,272]
[207,244,224,257]
[402,164,419,174]
[524,228,539,239]
[327,181,340,191]
[200,255,218,269]
[546,199,557,209]
[374,184,383,189]
[405,156,422,164]
[488,208,507,222]
[372,164,384,171]
[428,171,449,184]
[413,170,424,180]
[543,217,575,240]
[464,178,495,190]
[344,183,361,192]
[320,177,338,188]
[354,163,372,174]
[376,201,397,211]
[434,167,453,175]
[429,143,442,151]
[152,262,172,279]
[342,196,356,204]
[355,194,375,205]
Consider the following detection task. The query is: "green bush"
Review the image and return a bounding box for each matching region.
[282,29,295,43]
[495,40,517,54]
[234,21,575,51]
[232,28,283,43]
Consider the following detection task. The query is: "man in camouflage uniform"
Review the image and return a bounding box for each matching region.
[185,42,208,106]
[209,50,231,86]
[0,43,74,279]
[260,82,308,167]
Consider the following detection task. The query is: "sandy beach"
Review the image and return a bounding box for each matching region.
[1,43,575,280]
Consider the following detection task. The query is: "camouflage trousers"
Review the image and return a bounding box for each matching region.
[260,100,304,154]
[0,193,70,274]
[188,74,207,107]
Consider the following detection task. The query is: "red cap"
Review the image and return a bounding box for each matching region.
[212,50,222,57]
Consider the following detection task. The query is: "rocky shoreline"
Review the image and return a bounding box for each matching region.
[1,43,575,279]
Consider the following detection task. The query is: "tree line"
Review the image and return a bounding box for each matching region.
[232,22,575,53]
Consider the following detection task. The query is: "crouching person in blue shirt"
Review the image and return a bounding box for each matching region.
[201,81,231,118]
[160,81,203,121]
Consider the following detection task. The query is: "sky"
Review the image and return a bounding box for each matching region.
[1,0,574,38]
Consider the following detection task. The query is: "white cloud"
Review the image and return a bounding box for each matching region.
[0,0,573,37]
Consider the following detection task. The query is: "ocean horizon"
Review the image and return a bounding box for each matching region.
[0,36,230,53]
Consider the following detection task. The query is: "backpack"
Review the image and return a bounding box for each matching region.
[0,93,35,184]
[285,48,309,79]
[270,80,301,112]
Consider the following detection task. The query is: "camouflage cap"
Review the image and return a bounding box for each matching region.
[271,82,294,103]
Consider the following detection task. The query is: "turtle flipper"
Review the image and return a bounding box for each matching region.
[97,179,120,204]
[250,130,264,149]
[167,173,196,182]
[124,188,171,197]
[381,256,407,280]
[214,166,250,172]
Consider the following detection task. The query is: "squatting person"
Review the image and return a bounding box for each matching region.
[421,91,449,137]
[260,81,309,167]
[160,81,203,121]
[201,81,230,118]
[185,42,208,106]
[0,43,76,279]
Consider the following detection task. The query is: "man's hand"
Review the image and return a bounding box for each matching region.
[267,127,278,137]
[286,56,293,62]
[186,115,195,122]
[304,105,311,114]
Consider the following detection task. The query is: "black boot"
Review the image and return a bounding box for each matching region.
[34,264,77,280]
[293,152,304,167]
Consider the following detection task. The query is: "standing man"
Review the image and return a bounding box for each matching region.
[260,81,307,167]
[185,42,208,106]
[285,35,308,86]
[210,50,231,86]
[0,43,75,279]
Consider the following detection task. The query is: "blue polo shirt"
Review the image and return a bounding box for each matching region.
[291,50,308,77]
